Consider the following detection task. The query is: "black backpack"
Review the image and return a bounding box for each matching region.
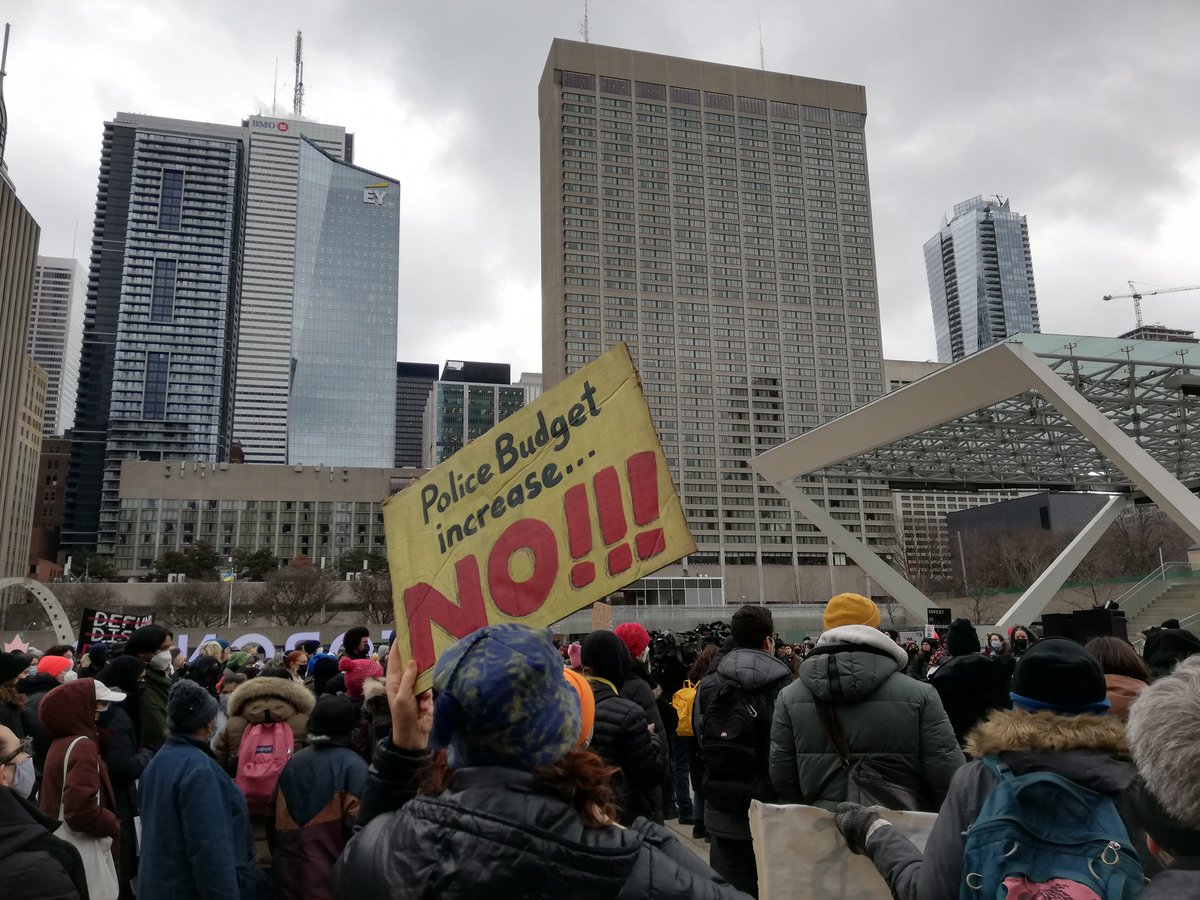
[700,679,774,815]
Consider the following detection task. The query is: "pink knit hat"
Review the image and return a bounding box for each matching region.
[567,642,582,669]
[345,658,384,698]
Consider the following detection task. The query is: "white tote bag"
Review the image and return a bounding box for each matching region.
[53,735,121,900]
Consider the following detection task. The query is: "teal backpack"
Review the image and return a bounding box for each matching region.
[959,755,1144,899]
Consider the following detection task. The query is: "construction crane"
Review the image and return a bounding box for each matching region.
[1102,281,1200,329]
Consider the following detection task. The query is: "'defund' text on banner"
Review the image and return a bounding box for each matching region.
[384,343,695,691]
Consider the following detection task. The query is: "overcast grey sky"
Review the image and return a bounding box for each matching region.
[6,1,1200,375]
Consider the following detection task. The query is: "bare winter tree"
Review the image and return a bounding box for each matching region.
[250,565,339,627]
[49,583,123,630]
[153,581,228,628]
[348,574,394,625]
[884,516,957,597]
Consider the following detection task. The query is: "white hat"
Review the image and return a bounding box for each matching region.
[93,682,127,704]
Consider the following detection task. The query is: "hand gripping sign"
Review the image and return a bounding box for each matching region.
[385,343,695,691]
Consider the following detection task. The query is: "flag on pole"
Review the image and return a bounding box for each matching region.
[221,570,235,583]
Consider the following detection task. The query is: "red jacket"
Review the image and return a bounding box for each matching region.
[38,679,121,845]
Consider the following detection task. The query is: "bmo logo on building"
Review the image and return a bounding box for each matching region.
[248,118,289,133]
[362,181,389,205]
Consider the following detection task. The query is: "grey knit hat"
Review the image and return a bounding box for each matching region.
[167,679,219,734]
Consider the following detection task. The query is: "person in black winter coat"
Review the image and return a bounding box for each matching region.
[0,653,29,740]
[928,619,1014,745]
[582,629,668,825]
[98,655,154,899]
[332,627,748,900]
[0,732,88,900]
[20,656,74,780]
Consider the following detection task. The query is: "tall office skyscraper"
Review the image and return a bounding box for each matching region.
[539,40,888,602]
[395,362,439,467]
[64,113,382,555]
[924,195,1039,362]
[423,361,525,467]
[235,116,350,463]
[287,139,399,466]
[27,256,85,436]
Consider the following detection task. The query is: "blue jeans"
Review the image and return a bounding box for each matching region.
[667,733,693,817]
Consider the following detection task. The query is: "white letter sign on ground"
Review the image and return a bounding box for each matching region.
[749,801,937,900]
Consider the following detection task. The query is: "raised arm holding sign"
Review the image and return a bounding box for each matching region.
[384,343,695,691]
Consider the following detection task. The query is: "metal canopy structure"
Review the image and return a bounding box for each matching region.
[749,334,1200,626]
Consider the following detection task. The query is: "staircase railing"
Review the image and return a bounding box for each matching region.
[1111,562,1194,623]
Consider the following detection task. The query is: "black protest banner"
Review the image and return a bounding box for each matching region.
[77,608,155,656]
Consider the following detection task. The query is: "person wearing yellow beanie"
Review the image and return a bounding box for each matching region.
[823,592,881,631]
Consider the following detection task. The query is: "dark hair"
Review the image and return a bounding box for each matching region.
[731,605,773,649]
[125,624,171,657]
[1085,636,1151,683]
[422,747,618,828]
[344,626,370,658]
[688,644,718,681]
[46,644,74,657]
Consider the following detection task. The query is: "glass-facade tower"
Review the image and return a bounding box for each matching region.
[288,139,399,467]
[924,195,1039,362]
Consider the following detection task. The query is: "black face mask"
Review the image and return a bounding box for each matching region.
[1013,638,1028,650]
[97,708,117,728]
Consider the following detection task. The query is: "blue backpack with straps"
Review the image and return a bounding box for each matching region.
[959,755,1144,900]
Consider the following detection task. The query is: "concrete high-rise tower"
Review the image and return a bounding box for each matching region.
[27,256,85,436]
[924,195,1039,362]
[539,40,888,603]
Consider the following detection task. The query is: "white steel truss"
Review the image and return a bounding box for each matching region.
[750,335,1200,625]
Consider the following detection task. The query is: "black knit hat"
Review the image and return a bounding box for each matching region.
[946,619,981,657]
[167,679,219,734]
[1012,637,1107,711]
[308,694,360,737]
[0,652,28,684]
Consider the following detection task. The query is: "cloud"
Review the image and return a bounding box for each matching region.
[5,0,1200,382]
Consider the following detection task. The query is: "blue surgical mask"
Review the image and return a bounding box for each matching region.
[990,640,1002,651]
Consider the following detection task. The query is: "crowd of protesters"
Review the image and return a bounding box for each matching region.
[2,601,1199,899]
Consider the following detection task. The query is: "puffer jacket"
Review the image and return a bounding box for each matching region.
[769,625,963,812]
[332,738,750,900]
[695,647,793,840]
[271,739,368,900]
[38,680,121,852]
[588,676,667,824]
[213,675,315,771]
[1142,859,1200,898]
[863,708,1162,900]
[0,785,88,900]
[928,652,1014,744]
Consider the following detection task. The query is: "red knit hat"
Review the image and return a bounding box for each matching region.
[614,623,651,660]
[37,655,73,679]
[345,658,384,698]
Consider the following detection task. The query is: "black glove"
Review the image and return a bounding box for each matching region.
[834,802,885,855]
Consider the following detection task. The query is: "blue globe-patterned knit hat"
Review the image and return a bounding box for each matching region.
[431,623,581,770]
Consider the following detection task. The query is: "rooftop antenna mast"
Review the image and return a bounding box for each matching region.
[272,58,278,116]
[758,12,765,70]
[292,29,304,117]
[580,0,589,42]
[0,23,11,171]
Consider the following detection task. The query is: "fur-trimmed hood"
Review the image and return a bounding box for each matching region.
[966,708,1129,759]
[227,674,315,721]
[362,676,389,718]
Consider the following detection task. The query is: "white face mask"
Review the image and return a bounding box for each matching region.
[61,669,78,683]
[150,649,173,672]
[11,758,35,799]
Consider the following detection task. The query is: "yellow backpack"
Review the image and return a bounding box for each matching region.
[671,680,698,737]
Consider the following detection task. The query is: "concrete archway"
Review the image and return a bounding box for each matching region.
[0,578,76,645]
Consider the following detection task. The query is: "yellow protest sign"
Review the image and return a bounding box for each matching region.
[384,343,695,690]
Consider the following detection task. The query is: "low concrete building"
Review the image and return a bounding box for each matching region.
[113,461,425,577]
